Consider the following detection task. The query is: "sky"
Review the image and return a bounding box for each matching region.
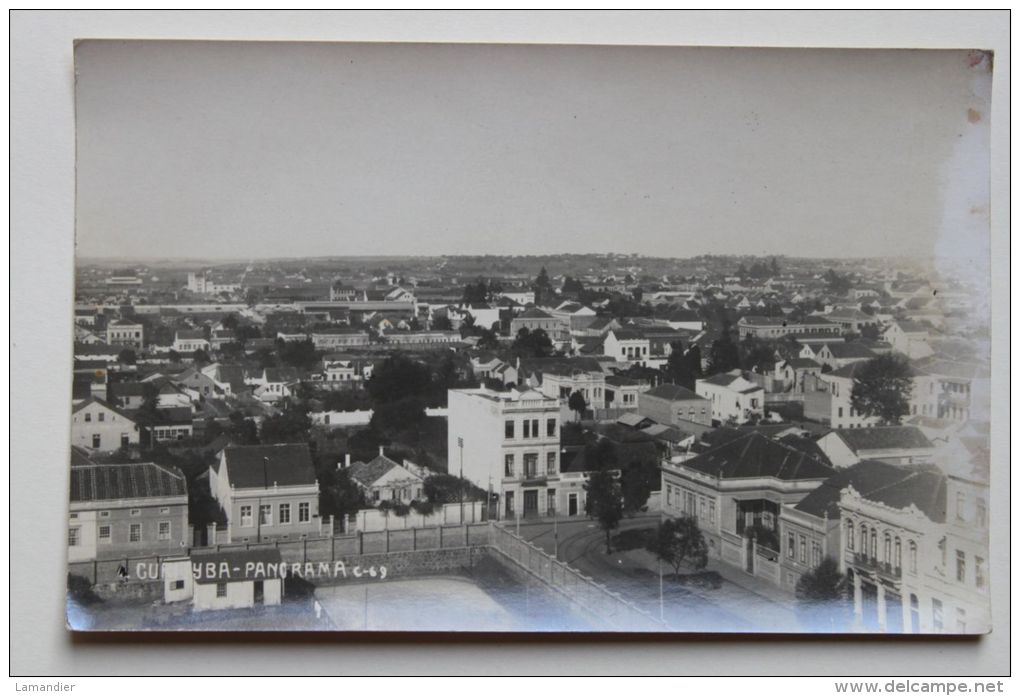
[74,41,992,260]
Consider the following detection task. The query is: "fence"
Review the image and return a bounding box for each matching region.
[69,521,668,631]
[488,525,668,632]
[68,523,494,585]
[352,501,486,532]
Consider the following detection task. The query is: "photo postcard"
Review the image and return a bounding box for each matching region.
[66,40,994,634]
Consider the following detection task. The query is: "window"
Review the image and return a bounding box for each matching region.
[504,454,515,477]
[92,434,101,448]
[68,527,80,546]
[98,412,105,422]
[84,413,92,422]
[279,503,291,524]
[909,541,918,574]
[216,582,228,598]
[956,550,966,582]
[158,521,171,540]
[259,504,272,526]
[932,599,944,631]
[505,420,514,439]
[523,420,531,439]
[546,452,557,475]
[812,542,822,567]
[523,453,539,478]
[956,608,967,633]
[547,489,556,514]
[847,521,855,551]
[531,419,539,438]
[99,510,110,518]
[894,537,902,570]
[240,505,253,527]
[799,536,806,564]
[787,532,796,559]
[129,523,141,543]
[160,507,169,514]
[547,419,556,437]
[299,502,310,522]
[172,580,185,591]
[708,500,716,523]
[130,508,140,517]
[870,529,877,560]
[975,557,986,588]
[884,533,892,564]
[666,485,673,507]
[98,525,111,543]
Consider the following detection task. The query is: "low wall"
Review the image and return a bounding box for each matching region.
[353,501,486,532]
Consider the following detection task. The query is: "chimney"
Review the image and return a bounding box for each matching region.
[345,453,351,469]
[379,445,385,457]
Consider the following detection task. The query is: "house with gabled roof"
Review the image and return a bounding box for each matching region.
[210,443,321,542]
[346,449,425,505]
[637,383,711,427]
[884,321,934,360]
[817,426,934,469]
[70,397,141,453]
[510,306,565,339]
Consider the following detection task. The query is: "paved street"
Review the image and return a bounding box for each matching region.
[507,514,802,633]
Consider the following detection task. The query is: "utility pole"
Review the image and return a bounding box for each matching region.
[551,496,558,560]
[457,437,465,523]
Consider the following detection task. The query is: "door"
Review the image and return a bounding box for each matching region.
[523,490,539,518]
[568,493,578,516]
[745,535,755,573]
[253,580,264,606]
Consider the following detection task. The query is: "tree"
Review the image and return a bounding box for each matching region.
[117,348,137,365]
[318,466,366,521]
[647,517,709,578]
[740,337,777,373]
[794,557,851,631]
[621,459,659,516]
[423,473,487,505]
[770,257,781,277]
[850,354,914,425]
[664,341,701,389]
[431,313,453,331]
[511,327,554,359]
[707,324,740,374]
[227,411,259,445]
[367,353,433,405]
[370,396,427,440]
[260,408,311,444]
[567,390,587,421]
[825,268,853,295]
[278,339,319,371]
[533,267,554,306]
[192,348,210,365]
[462,278,489,305]
[582,440,623,553]
[167,349,181,364]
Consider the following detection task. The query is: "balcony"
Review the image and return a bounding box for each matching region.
[850,552,902,580]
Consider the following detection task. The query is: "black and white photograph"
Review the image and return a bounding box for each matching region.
[64,38,994,636]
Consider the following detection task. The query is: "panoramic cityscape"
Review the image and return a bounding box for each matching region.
[67,252,991,633]
[65,41,993,634]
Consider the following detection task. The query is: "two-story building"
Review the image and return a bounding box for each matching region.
[637,383,712,428]
[816,426,935,469]
[68,453,189,563]
[106,319,145,350]
[447,387,562,519]
[695,370,765,425]
[173,329,210,354]
[603,329,651,366]
[70,397,141,453]
[210,443,321,542]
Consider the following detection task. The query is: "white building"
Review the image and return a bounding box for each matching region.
[603,329,651,366]
[173,329,210,354]
[695,370,765,424]
[106,319,144,350]
[447,387,564,519]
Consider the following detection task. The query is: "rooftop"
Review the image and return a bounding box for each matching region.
[70,462,187,503]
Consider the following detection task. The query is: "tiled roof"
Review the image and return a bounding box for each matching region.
[175,330,206,340]
[71,396,137,423]
[859,469,947,523]
[264,367,300,383]
[835,426,933,453]
[793,459,910,519]
[517,307,553,319]
[222,443,317,488]
[681,433,834,481]
[70,462,187,503]
[643,384,704,402]
[825,343,876,359]
[348,454,414,487]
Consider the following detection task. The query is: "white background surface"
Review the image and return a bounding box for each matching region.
[9,10,1011,675]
